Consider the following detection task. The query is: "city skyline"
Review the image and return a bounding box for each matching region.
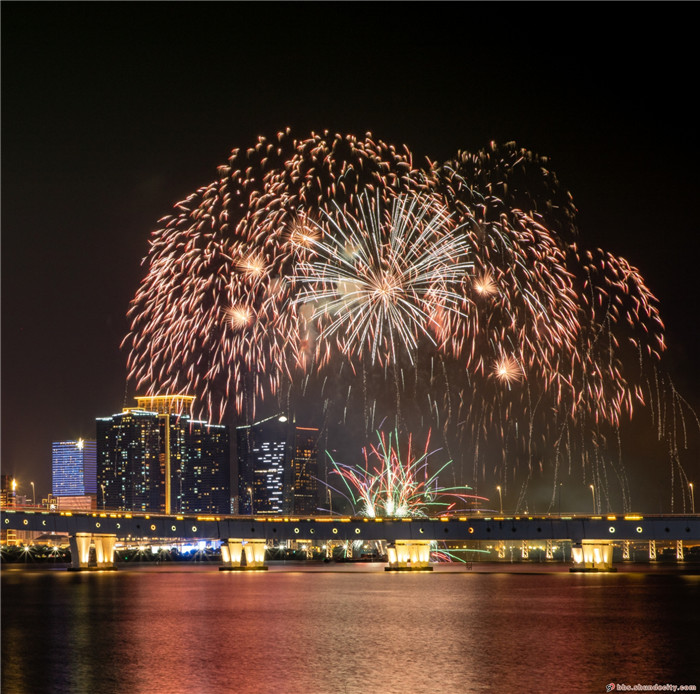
[3,5,699,514]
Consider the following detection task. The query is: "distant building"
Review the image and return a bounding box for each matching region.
[183,419,230,514]
[96,396,230,514]
[0,475,15,508]
[287,426,320,515]
[1,476,17,544]
[52,439,97,497]
[237,415,289,515]
[237,415,319,515]
[97,409,162,512]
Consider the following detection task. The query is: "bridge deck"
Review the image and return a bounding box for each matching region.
[3,509,700,543]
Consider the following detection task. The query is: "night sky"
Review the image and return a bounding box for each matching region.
[3,4,699,511]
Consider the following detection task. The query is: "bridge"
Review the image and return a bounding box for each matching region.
[3,508,699,572]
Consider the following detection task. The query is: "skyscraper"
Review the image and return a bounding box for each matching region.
[52,439,97,497]
[237,415,319,515]
[237,415,289,515]
[96,409,161,512]
[288,426,320,515]
[97,396,230,514]
[135,395,194,515]
[183,419,230,514]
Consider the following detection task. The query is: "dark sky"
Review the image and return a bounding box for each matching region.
[2,4,699,510]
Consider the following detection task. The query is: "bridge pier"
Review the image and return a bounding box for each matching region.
[219,538,268,571]
[68,533,117,571]
[94,536,116,568]
[570,540,616,572]
[385,540,433,571]
[623,540,631,560]
[520,540,529,559]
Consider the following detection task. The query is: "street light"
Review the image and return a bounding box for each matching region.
[30,481,35,507]
[247,486,254,515]
[690,483,695,514]
[496,486,503,514]
[589,484,596,514]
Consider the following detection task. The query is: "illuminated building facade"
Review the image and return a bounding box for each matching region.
[1,475,17,544]
[97,409,161,512]
[182,420,230,514]
[237,415,319,515]
[287,427,320,515]
[0,475,15,508]
[97,396,230,514]
[237,415,289,515]
[52,439,97,497]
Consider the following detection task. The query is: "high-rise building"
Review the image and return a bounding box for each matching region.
[183,419,230,514]
[136,395,193,515]
[96,396,230,514]
[237,415,289,515]
[52,439,97,497]
[288,426,320,515]
[237,415,319,515]
[97,409,162,512]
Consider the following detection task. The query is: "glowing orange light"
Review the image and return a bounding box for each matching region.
[474,272,497,296]
[493,355,523,384]
[227,304,252,329]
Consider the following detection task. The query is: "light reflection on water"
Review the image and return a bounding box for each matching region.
[2,565,699,694]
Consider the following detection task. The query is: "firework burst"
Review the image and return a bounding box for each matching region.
[124,131,677,512]
[327,429,487,518]
[290,192,473,366]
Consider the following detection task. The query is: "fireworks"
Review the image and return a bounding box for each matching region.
[326,430,487,518]
[124,130,672,510]
[493,354,523,385]
[290,192,473,366]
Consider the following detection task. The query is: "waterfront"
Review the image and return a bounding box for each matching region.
[2,563,699,694]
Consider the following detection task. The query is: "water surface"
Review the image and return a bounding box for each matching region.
[3,564,699,693]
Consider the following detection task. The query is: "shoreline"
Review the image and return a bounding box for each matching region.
[3,560,700,575]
